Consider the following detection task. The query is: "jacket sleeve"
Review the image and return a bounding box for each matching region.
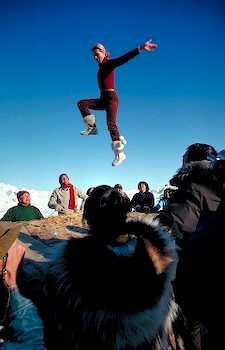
[148,193,155,209]
[35,208,44,220]
[131,193,138,207]
[0,290,46,349]
[159,191,201,247]
[75,187,88,201]
[108,48,140,69]
[48,190,64,212]
[0,208,16,222]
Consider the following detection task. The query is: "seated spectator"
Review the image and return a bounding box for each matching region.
[1,191,43,222]
[0,224,45,349]
[114,183,131,201]
[44,185,178,349]
[86,187,95,196]
[154,187,177,212]
[48,174,87,215]
[131,181,154,213]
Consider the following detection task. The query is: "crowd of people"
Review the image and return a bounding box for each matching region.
[0,142,225,349]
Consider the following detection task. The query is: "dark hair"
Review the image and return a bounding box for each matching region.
[114,184,123,189]
[86,187,95,196]
[138,181,149,191]
[83,185,130,241]
[185,143,217,163]
[17,190,29,201]
[59,173,69,184]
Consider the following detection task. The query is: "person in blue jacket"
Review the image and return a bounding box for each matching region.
[0,224,45,349]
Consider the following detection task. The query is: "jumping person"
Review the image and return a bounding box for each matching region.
[77,39,158,166]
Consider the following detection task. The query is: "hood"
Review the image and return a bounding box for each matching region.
[46,216,178,349]
[170,160,221,195]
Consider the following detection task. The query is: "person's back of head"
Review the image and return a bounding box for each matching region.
[184,143,217,164]
[83,185,130,241]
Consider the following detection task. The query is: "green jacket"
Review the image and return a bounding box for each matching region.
[1,204,44,222]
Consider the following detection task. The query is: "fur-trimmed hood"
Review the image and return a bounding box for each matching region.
[170,160,221,196]
[45,216,178,350]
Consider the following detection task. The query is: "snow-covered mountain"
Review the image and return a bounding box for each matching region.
[0,183,165,219]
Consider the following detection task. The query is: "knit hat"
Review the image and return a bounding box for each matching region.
[114,184,123,189]
[0,224,22,259]
[17,190,29,201]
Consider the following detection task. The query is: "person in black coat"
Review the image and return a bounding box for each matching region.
[159,143,221,248]
[44,185,178,350]
[158,143,223,350]
[131,181,154,213]
[174,151,225,349]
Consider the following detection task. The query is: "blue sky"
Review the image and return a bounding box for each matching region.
[1,0,225,193]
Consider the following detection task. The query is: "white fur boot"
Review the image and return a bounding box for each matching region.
[111,136,127,166]
[80,115,98,136]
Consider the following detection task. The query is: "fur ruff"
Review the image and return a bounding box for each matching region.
[46,216,178,349]
[170,160,221,195]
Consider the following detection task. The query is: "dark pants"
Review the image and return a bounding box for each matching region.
[77,91,120,141]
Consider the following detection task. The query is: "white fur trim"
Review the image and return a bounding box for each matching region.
[119,135,127,145]
[83,114,96,127]
[112,140,124,152]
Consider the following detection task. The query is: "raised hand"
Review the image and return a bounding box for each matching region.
[140,39,158,52]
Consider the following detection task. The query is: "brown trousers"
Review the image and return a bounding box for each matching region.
[77,91,120,141]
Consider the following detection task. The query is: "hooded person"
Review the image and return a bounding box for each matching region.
[44,185,178,350]
[77,39,158,167]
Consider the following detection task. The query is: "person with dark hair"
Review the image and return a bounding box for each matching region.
[77,39,158,166]
[48,174,87,215]
[1,191,43,222]
[182,143,217,165]
[158,143,223,350]
[44,185,178,350]
[159,143,221,247]
[114,184,131,204]
[173,151,225,349]
[154,187,175,212]
[86,187,95,197]
[0,224,45,349]
[131,181,154,213]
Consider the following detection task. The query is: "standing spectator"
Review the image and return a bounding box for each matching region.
[131,181,154,213]
[159,143,221,247]
[158,143,222,350]
[48,174,87,215]
[1,191,43,222]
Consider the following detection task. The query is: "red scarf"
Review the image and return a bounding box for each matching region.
[62,183,76,210]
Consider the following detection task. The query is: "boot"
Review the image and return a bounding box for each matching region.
[112,136,127,166]
[80,115,98,136]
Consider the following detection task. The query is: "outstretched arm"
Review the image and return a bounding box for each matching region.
[139,39,158,52]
